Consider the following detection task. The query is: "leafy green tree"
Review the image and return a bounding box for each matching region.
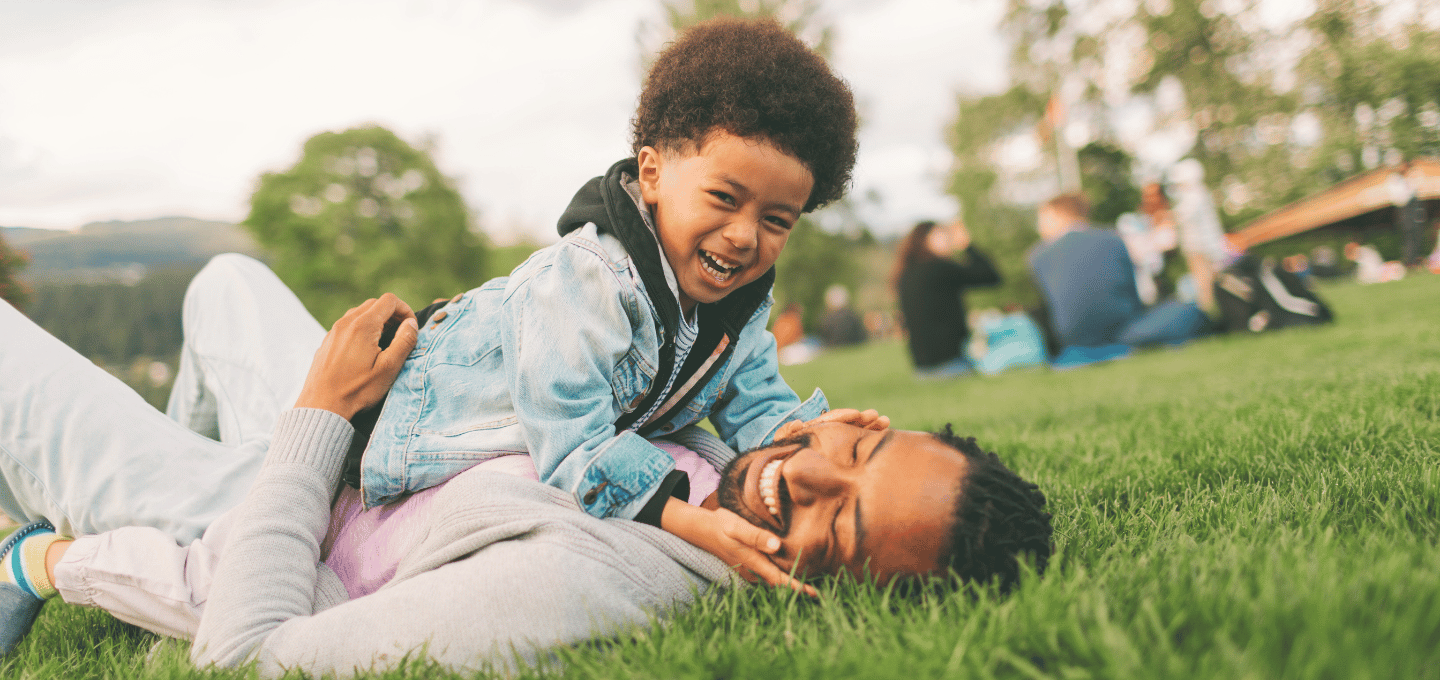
[774,217,858,330]
[245,126,485,325]
[953,0,1440,240]
[0,232,28,311]
[640,0,832,66]
[1078,141,1141,225]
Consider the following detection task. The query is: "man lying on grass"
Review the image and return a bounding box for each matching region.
[0,263,1051,676]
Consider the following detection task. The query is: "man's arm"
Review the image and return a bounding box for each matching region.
[938,246,1002,287]
[192,294,416,670]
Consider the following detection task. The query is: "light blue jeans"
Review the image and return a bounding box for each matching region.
[0,253,323,542]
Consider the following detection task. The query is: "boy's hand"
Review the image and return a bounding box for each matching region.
[295,293,418,420]
[773,408,890,441]
[661,499,818,597]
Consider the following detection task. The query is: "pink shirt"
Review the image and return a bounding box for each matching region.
[321,442,722,599]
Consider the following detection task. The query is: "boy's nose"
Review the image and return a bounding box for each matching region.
[721,219,758,251]
[784,451,848,506]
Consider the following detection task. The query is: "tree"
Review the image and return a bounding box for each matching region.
[638,0,832,68]
[0,232,29,312]
[245,126,485,325]
[952,0,1440,236]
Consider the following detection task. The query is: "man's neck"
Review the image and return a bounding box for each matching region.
[1042,219,1085,243]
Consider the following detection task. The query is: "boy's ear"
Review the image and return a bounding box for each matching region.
[636,146,664,204]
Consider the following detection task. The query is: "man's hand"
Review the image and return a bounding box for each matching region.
[661,498,818,597]
[294,293,419,421]
[773,408,890,442]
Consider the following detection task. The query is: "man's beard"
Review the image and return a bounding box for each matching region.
[714,433,810,538]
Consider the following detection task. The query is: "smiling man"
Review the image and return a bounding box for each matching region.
[716,421,1051,588]
[0,269,1051,674]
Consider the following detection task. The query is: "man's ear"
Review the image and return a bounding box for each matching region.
[636,146,664,204]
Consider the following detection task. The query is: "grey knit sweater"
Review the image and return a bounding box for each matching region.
[191,408,736,677]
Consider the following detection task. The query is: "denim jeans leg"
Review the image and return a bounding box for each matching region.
[166,254,326,448]
[1116,302,1208,346]
[0,255,325,543]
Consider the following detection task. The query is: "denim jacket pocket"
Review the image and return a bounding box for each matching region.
[610,347,655,417]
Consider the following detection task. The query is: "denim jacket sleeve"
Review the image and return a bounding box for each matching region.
[707,305,830,453]
[500,236,676,521]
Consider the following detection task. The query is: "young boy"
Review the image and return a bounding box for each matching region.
[355,18,860,582]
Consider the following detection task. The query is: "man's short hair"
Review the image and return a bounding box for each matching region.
[934,426,1053,592]
[1043,193,1090,221]
[631,17,858,213]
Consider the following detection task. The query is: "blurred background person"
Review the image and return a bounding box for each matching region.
[817,284,867,348]
[893,220,1001,378]
[1388,162,1427,267]
[1344,241,1405,284]
[1167,159,1235,313]
[1029,194,1209,364]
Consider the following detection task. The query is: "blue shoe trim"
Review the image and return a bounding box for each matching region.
[0,521,55,655]
[0,521,55,563]
[0,521,56,600]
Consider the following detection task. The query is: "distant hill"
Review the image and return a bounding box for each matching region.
[2,217,261,283]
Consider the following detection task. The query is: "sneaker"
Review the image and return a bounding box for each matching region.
[0,521,54,654]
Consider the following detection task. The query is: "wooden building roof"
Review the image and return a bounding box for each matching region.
[1227,158,1440,251]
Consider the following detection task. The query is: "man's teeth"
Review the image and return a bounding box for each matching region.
[701,251,740,281]
[759,458,784,517]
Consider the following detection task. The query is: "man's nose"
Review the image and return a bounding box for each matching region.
[784,451,848,506]
[721,218,758,251]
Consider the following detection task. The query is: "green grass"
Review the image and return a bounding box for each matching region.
[6,277,1439,678]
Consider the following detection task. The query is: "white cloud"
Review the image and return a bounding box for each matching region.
[0,0,1004,239]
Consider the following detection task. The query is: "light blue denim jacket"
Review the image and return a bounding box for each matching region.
[360,220,827,518]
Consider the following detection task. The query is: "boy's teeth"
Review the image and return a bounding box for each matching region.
[701,250,740,282]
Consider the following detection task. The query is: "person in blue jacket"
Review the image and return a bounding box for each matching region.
[349,17,860,588]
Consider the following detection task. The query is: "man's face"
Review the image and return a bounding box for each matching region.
[716,422,967,583]
[637,131,814,315]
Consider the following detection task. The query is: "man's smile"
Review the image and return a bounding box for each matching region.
[742,442,800,534]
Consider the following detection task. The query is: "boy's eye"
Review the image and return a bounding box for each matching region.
[765,216,793,230]
[709,191,736,206]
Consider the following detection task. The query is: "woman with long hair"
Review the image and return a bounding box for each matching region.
[893,220,1001,378]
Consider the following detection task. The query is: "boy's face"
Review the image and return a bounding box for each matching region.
[637,132,814,314]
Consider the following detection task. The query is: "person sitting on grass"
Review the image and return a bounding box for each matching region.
[1029,193,1211,367]
[894,220,1002,378]
[0,262,1053,676]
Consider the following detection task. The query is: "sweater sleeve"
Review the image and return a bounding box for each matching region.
[191,408,352,669]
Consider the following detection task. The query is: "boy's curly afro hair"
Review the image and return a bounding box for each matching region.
[632,17,858,214]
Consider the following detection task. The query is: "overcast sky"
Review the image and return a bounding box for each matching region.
[0,0,1008,242]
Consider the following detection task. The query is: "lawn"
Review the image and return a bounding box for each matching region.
[5,276,1438,679]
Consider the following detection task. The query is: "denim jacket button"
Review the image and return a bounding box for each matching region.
[582,481,608,505]
[451,293,463,303]
[432,311,448,323]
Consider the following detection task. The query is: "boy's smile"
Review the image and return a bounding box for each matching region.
[637,132,815,314]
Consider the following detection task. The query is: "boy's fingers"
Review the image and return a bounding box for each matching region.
[725,520,780,554]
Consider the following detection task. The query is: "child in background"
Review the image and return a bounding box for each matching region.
[356,18,866,589]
